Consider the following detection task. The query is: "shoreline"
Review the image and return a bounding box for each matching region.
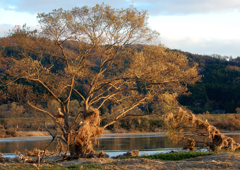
[0,131,240,141]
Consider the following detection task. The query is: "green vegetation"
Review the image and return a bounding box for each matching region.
[140,150,240,161]
[137,151,214,161]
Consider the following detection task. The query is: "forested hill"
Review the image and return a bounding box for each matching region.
[177,50,240,114]
[1,36,240,114]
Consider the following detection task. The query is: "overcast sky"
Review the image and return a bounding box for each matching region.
[1,0,240,57]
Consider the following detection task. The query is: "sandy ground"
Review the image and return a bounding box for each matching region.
[17,131,49,137]
[0,152,239,169]
[56,152,240,169]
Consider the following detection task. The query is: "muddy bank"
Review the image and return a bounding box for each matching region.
[59,152,240,169]
[1,152,240,169]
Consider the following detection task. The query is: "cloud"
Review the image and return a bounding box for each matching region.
[0,24,39,37]
[1,0,240,57]
[0,8,38,25]
[148,12,240,40]
[0,24,13,37]
[135,0,240,15]
[2,0,240,15]
[162,36,240,57]
[2,0,130,14]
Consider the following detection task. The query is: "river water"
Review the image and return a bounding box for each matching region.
[0,132,240,157]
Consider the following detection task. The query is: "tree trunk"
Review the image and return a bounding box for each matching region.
[61,104,69,129]
[67,108,104,157]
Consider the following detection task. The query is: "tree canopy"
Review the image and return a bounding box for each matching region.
[0,4,199,157]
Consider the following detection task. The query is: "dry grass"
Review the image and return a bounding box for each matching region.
[17,131,49,137]
[197,113,240,131]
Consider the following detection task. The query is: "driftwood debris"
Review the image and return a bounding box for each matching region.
[114,150,140,158]
[68,108,105,157]
[165,108,240,151]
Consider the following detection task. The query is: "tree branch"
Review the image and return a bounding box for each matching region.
[27,102,65,133]
[73,89,86,101]
[103,97,147,129]
[96,81,178,109]
[28,78,62,104]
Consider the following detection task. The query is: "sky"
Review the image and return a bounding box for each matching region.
[1,0,240,57]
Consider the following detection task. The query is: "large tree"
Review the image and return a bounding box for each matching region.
[0,4,199,157]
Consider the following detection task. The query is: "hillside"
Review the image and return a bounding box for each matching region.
[178,51,240,113]
[1,36,240,116]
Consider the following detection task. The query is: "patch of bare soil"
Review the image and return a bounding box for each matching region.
[59,152,240,170]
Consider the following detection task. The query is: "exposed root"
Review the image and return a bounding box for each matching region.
[165,107,240,151]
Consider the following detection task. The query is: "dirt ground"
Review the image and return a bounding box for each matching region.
[56,152,240,169]
[0,152,239,169]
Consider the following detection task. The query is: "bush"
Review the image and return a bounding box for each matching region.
[5,129,18,137]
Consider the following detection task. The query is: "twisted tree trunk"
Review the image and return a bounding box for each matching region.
[165,108,240,151]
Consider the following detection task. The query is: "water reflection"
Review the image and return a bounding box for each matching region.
[0,134,240,153]
[94,136,179,151]
[0,139,56,153]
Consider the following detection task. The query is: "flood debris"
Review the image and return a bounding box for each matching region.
[165,107,240,152]
[113,150,140,158]
[68,108,105,157]
[183,138,196,151]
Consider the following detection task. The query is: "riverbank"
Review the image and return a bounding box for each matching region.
[59,152,240,169]
[0,131,240,141]
[1,152,240,169]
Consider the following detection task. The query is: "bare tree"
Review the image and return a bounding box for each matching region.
[0,4,199,157]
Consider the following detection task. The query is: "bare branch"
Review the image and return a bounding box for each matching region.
[73,89,86,101]
[63,75,75,104]
[69,110,84,130]
[103,97,147,129]
[103,112,155,129]
[27,102,56,120]
[97,81,178,109]
[28,78,62,104]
